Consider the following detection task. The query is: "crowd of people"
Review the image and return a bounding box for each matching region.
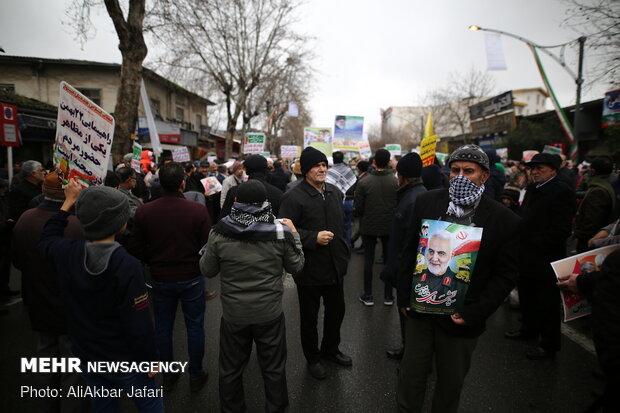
[0,144,618,412]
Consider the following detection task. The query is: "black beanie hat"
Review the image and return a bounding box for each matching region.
[300,147,328,175]
[236,180,267,204]
[76,186,130,240]
[396,152,422,178]
[243,155,268,174]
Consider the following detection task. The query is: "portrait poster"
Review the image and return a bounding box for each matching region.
[410,219,484,315]
[303,127,333,156]
[333,115,364,151]
[54,81,114,187]
[551,244,620,322]
[201,176,222,196]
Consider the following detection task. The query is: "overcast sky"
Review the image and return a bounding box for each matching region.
[0,0,609,131]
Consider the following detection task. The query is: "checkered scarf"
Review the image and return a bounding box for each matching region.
[212,201,297,248]
[447,174,485,217]
[326,163,357,195]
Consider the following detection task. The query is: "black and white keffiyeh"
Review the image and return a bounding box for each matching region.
[229,201,273,226]
[212,201,297,247]
[326,163,357,195]
[447,174,485,217]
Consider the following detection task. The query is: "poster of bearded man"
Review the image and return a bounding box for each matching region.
[411,219,483,315]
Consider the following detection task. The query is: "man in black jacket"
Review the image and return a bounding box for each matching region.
[504,153,576,360]
[397,145,520,413]
[221,155,283,218]
[279,147,351,380]
[355,149,398,306]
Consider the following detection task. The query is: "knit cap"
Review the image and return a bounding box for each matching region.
[300,147,328,175]
[243,155,269,174]
[396,153,422,178]
[448,144,490,171]
[76,186,130,240]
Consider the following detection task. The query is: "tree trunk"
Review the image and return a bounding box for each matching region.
[104,0,147,165]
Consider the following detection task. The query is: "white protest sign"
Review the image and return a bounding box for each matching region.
[54,81,114,186]
[280,145,300,159]
[243,133,266,154]
[172,146,190,162]
[385,143,402,157]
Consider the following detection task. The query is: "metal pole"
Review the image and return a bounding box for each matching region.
[574,36,586,161]
[7,146,13,184]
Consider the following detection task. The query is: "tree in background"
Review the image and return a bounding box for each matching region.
[67,0,148,163]
[241,53,314,155]
[564,0,620,88]
[423,67,496,140]
[148,0,312,159]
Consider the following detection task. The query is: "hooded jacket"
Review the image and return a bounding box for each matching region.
[39,210,158,363]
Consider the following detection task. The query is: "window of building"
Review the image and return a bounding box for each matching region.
[77,88,101,106]
[176,106,184,122]
[0,84,15,93]
[150,99,161,117]
[195,114,202,131]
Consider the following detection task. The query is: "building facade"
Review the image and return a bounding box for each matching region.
[0,55,216,165]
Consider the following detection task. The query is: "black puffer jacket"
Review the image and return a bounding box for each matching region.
[279,180,350,286]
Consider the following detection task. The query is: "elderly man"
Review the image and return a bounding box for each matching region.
[397,145,520,413]
[8,160,45,221]
[279,146,351,380]
[220,161,245,208]
[504,153,576,360]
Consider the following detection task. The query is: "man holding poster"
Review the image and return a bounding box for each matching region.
[397,144,520,413]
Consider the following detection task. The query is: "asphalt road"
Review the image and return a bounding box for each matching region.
[1,245,601,412]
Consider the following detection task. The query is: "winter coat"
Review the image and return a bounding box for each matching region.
[397,189,521,338]
[11,201,83,332]
[201,230,304,324]
[519,177,576,280]
[354,170,398,236]
[279,180,350,286]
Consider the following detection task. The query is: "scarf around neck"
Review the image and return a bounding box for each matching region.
[214,201,296,246]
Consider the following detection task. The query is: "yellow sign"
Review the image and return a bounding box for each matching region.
[420,112,437,166]
[420,135,438,167]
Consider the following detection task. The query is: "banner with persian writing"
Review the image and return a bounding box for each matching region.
[54,81,114,186]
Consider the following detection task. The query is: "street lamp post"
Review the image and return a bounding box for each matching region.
[469,25,586,160]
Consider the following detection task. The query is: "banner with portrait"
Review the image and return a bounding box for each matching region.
[303,127,333,156]
[333,115,364,151]
[551,244,620,322]
[410,219,484,315]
